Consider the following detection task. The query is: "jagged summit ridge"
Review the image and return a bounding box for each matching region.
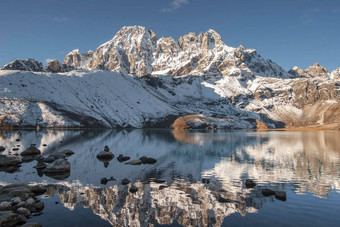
[62,25,291,79]
[1,26,338,80]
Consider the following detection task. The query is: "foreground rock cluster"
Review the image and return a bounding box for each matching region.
[0,184,46,227]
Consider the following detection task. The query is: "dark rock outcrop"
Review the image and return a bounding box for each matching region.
[1,59,44,72]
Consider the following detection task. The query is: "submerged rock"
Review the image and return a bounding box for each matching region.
[21,145,41,156]
[245,179,256,188]
[0,146,5,152]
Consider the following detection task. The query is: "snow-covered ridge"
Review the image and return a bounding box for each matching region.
[0,69,338,129]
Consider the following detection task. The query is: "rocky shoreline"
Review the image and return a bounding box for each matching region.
[0,184,46,227]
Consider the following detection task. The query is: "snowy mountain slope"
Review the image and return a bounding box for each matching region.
[0,70,268,128]
[0,69,338,129]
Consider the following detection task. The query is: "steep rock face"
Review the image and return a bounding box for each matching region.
[288,66,309,78]
[305,63,329,78]
[1,59,44,72]
[331,67,340,79]
[245,77,340,128]
[63,49,93,69]
[45,59,63,73]
[88,26,157,76]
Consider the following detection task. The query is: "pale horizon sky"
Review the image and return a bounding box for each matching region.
[0,0,339,71]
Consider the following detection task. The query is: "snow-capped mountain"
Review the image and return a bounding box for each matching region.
[0,26,339,129]
[63,26,291,80]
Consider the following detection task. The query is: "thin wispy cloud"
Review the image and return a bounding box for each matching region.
[161,0,190,12]
[52,17,69,22]
[332,9,340,13]
[301,8,320,24]
[45,58,54,64]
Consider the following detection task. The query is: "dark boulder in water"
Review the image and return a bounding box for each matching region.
[97,146,114,161]
[0,146,5,152]
[43,159,70,177]
[117,154,130,162]
[262,189,275,197]
[100,178,108,185]
[0,156,21,167]
[245,179,256,188]
[21,145,41,156]
[139,156,157,164]
[275,191,287,201]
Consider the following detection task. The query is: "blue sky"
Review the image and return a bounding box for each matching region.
[0,0,339,71]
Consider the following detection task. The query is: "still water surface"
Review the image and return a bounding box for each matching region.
[0,129,340,226]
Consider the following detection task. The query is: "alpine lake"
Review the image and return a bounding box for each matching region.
[0,129,339,227]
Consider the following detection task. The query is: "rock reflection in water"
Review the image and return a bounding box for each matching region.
[0,129,339,226]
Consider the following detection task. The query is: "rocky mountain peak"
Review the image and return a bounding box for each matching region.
[305,63,329,78]
[331,67,340,79]
[63,49,93,69]
[1,58,44,72]
[288,66,309,78]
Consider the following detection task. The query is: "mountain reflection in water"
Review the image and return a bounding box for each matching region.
[0,129,340,226]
